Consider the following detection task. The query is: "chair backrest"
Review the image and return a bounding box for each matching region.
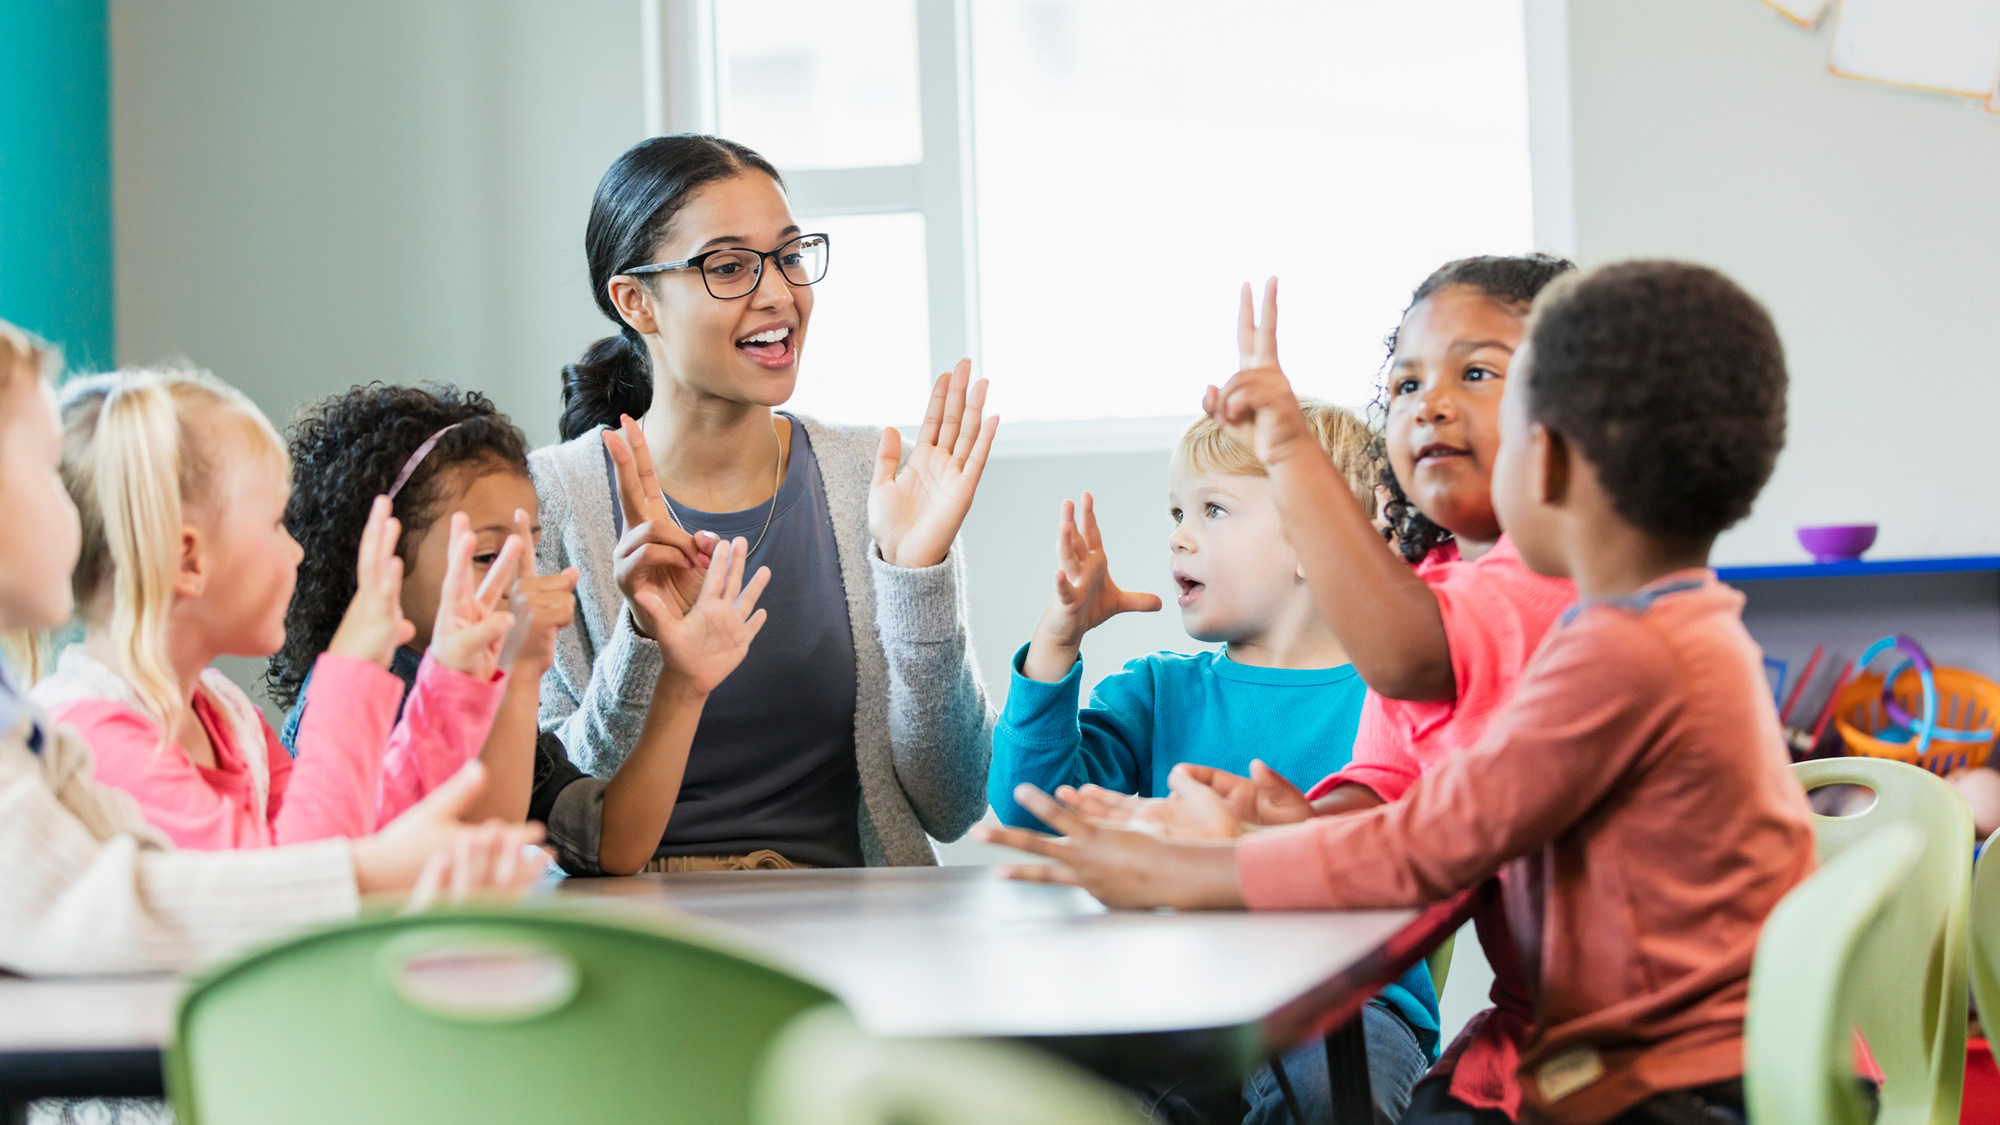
[1426,931,1457,1001]
[168,904,839,1125]
[1790,757,1974,1125]
[1747,822,1923,1125]
[753,1005,1145,1125]
[1970,842,2000,1046]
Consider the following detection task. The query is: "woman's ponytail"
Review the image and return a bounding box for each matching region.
[559,328,653,441]
[559,134,784,442]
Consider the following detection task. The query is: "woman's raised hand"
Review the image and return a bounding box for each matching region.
[429,513,522,679]
[604,414,717,640]
[653,535,772,696]
[1203,278,1313,468]
[328,495,417,668]
[868,360,999,569]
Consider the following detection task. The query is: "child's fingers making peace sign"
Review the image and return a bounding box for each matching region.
[504,507,580,678]
[328,495,418,668]
[1203,278,1314,468]
[604,414,717,641]
[429,512,522,680]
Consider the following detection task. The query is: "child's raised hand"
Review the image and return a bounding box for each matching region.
[429,512,521,680]
[502,507,579,678]
[1203,278,1314,468]
[604,414,717,640]
[328,495,417,668]
[1023,492,1160,682]
[652,535,772,697]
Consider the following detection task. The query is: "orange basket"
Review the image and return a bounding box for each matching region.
[1834,664,2000,774]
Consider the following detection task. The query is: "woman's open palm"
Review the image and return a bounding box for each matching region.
[653,536,771,695]
[869,360,999,569]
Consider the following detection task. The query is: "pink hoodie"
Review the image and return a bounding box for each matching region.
[34,650,504,849]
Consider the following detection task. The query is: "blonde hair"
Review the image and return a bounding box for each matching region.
[1173,397,1378,516]
[58,367,287,740]
[0,321,63,680]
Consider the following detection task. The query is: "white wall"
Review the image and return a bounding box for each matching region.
[1530,0,2000,566]
[111,0,645,445]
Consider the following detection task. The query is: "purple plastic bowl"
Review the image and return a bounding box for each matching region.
[1797,524,1878,563]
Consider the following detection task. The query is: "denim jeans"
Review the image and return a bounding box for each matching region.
[1241,1002,1431,1125]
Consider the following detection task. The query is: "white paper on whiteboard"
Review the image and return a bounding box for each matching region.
[1758,0,1831,29]
[1831,0,2000,99]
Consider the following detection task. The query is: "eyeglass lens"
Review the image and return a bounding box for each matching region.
[703,234,829,298]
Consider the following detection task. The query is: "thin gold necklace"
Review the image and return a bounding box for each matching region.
[662,416,783,556]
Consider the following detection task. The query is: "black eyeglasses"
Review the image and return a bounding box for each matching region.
[623,232,831,299]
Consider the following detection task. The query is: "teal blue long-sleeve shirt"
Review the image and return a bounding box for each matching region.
[989,644,1438,1054]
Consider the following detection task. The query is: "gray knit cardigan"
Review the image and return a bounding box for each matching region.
[529,418,995,866]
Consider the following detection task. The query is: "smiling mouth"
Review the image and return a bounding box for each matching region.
[736,325,795,368]
[1175,573,1205,607]
[1415,442,1469,465]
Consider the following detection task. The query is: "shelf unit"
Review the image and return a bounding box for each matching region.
[1716,556,2000,584]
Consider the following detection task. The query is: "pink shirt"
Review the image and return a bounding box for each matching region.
[39,651,504,850]
[1245,574,1816,1124]
[1308,536,1577,803]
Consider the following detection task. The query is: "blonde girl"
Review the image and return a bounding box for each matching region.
[32,366,521,849]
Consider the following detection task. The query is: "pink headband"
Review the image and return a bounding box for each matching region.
[386,423,462,501]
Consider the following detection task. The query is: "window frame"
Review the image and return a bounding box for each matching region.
[644,0,981,387]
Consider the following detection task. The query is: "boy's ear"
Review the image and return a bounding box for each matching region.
[1536,423,1572,509]
[174,524,207,598]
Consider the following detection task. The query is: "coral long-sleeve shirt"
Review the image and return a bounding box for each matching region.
[1240,574,1817,1124]
[38,650,504,849]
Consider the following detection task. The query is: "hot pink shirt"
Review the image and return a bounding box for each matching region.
[40,652,504,850]
[1308,536,1577,803]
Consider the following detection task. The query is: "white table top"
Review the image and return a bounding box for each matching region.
[0,866,1434,1077]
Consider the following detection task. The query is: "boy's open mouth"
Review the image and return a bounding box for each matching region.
[736,323,795,368]
[1174,572,1205,608]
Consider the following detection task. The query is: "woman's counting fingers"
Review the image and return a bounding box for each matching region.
[934,360,970,455]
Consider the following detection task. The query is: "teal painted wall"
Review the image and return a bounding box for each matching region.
[0,0,113,370]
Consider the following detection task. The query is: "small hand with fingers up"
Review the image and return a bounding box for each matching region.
[1022,492,1161,682]
[429,513,524,680]
[603,414,719,641]
[1202,278,1314,468]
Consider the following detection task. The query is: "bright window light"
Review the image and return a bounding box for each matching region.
[970,0,1534,422]
[715,0,924,171]
[785,211,934,424]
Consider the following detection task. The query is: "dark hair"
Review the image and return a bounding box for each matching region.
[559,134,785,441]
[265,383,531,707]
[1369,253,1577,563]
[1523,260,1786,540]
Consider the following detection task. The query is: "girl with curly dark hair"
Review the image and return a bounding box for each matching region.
[275,384,768,874]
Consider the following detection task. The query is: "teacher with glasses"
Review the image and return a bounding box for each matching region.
[531,134,998,872]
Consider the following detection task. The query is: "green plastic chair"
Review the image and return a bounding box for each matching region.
[753,1005,1145,1125]
[1970,841,2000,1043]
[167,904,839,1125]
[1426,931,1456,1001]
[1787,757,1974,1125]
[1747,822,1923,1125]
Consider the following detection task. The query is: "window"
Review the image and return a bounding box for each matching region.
[648,0,1532,438]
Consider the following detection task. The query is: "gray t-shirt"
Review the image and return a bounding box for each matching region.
[608,416,863,867]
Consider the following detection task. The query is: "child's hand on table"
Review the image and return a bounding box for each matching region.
[429,513,522,679]
[605,414,719,639]
[1055,761,1313,839]
[1023,491,1162,682]
[328,496,418,668]
[974,784,1246,910]
[502,507,580,679]
[350,760,549,905]
[654,535,771,698]
[1202,279,1317,469]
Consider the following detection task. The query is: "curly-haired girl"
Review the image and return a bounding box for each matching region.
[274,384,767,874]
